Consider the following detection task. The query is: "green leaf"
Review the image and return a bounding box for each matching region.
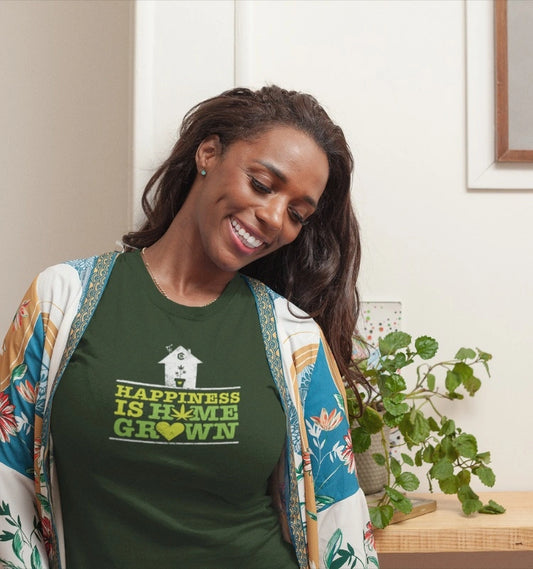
[316,495,336,511]
[454,433,478,459]
[453,362,474,380]
[384,373,406,394]
[480,359,491,377]
[445,370,460,393]
[458,485,479,501]
[441,436,459,461]
[458,485,483,515]
[351,427,371,453]
[400,410,430,444]
[477,451,491,464]
[0,502,11,516]
[474,466,496,487]
[0,531,15,542]
[463,375,482,396]
[392,352,408,370]
[390,457,401,478]
[455,347,476,361]
[430,458,454,481]
[31,546,43,569]
[347,542,354,556]
[12,531,23,562]
[11,364,27,382]
[477,349,492,362]
[379,332,411,356]
[372,453,386,466]
[330,550,350,569]
[439,418,456,436]
[461,498,483,515]
[0,559,25,569]
[369,505,394,529]
[396,472,420,491]
[324,528,343,567]
[438,475,459,494]
[383,411,403,428]
[383,397,409,417]
[401,453,414,466]
[36,494,51,514]
[422,445,434,463]
[415,336,438,359]
[456,470,471,487]
[427,416,440,432]
[414,450,423,467]
[358,406,384,434]
[478,500,506,514]
[448,392,464,400]
[334,393,345,410]
[385,486,413,514]
[432,442,444,461]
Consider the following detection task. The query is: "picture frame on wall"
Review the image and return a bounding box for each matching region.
[495,0,533,162]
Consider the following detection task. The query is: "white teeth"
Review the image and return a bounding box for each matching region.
[231,218,263,249]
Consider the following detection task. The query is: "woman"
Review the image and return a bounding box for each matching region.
[0,86,378,569]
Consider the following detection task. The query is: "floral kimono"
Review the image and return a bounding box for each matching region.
[0,252,378,569]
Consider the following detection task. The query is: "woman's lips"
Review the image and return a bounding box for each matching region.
[230,217,265,249]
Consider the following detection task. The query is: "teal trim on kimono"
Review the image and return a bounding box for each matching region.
[55,251,119,387]
[243,276,308,569]
[42,251,119,443]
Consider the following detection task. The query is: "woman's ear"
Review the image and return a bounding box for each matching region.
[195,135,222,173]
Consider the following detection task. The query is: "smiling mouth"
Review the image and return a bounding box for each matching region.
[230,218,265,249]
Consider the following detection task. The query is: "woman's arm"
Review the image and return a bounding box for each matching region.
[304,337,379,569]
[0,279,50,568]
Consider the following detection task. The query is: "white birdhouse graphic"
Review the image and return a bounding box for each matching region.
[159,346,202,388]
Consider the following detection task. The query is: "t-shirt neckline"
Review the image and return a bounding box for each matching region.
[129,250,244,318]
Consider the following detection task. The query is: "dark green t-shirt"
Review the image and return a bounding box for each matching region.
[51,251,298,569]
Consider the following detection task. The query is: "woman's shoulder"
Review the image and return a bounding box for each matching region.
[242,275,322,338]
[36,251,119,300]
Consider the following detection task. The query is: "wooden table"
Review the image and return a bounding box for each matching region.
[373,492,533,569]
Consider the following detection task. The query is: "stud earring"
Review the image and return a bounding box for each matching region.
[200,169,207,176]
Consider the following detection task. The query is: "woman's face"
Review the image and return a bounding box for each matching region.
[185,126,329,275]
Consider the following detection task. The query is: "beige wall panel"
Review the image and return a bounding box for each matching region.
[0,1,132,329]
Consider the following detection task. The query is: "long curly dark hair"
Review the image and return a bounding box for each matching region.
[123,85,366,398]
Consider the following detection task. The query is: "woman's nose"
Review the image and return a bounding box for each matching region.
[255,198,284,231]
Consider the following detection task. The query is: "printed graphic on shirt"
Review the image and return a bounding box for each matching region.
[110,345,240,445]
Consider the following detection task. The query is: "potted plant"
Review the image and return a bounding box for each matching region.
[348,331,505,529]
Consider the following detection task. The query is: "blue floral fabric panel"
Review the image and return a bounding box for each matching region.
[0,316,44,478]
[304,342,359,511]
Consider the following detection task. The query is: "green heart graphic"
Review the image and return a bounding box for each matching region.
[156,421,185,441]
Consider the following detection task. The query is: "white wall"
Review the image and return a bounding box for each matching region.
[0,0,132,327]
[132,0,235,226]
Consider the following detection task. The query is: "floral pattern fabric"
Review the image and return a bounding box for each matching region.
[0,253,378,569]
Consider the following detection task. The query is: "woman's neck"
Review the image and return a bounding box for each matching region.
[140,222,236,307]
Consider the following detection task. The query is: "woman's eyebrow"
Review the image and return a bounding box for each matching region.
[255,160,318,208]
[252,160,318,209]
[256,160,287,183]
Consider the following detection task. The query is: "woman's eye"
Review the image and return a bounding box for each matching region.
[289,208,308,225]
[250,177,271,194]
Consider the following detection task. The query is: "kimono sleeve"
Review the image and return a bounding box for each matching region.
[304,339,379,569]
[0,278,49,569]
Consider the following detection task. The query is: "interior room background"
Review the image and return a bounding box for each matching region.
[1,0,531,493]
